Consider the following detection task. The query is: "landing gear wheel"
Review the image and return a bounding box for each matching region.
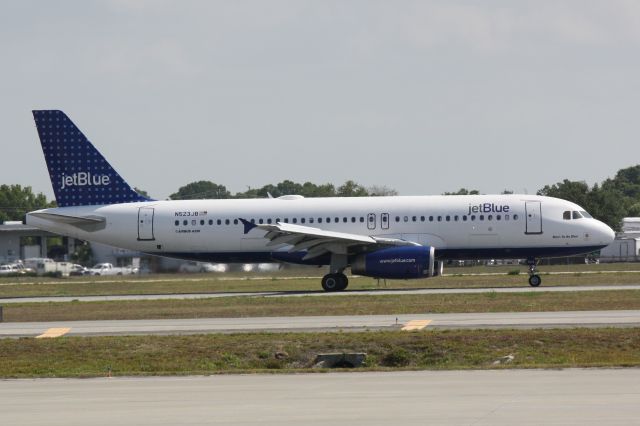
[321,273,348,292]
[528,274,541,287]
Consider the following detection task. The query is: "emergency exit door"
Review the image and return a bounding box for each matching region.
[138,207,155,241]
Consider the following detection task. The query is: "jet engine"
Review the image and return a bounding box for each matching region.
[351,246,435,279]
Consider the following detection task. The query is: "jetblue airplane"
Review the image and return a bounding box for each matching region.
[26,110,615,291]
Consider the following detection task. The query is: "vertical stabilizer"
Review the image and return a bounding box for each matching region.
[32,110,150,207]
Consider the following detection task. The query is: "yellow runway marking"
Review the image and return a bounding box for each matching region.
[36,328,71,338]
[401,320,432,331]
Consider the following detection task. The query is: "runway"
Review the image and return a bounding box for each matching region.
[1,284,639,304]
[1,369,638,425]
[2,310,639,338]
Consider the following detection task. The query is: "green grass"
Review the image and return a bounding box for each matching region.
[1,328,638,378]
[3,290,640,322]
[2,269,640,299]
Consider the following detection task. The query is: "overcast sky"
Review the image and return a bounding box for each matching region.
[2,1,640,200]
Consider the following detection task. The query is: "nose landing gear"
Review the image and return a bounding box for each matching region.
[527,258,542,287]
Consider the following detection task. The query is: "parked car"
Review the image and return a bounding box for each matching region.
[70,264,90,276]
[0,263,35,275]
[89,263,137,276]
[0,264,18,275]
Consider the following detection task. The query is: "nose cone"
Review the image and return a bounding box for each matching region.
[594,220,615,246]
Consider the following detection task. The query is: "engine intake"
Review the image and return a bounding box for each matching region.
[351,246,435,279]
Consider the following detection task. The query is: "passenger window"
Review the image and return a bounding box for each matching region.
[437,216,442,222]
[293,218,297,224]
[309,218,314,224]
[175,220,179,226]
[250,219,255,224]
[412,216,417,222]
[395,216,400,222]
[462,215,467,221]
[217,219,222,225]
[343,217,348,223]
[563,211,571,220]
[420,216,425,222]
[454,215,459,221]
[479,215,484,221]
[429,216,434,222]
[327,217,331,223]
[318,218,323,224]
[488,215,492,221]
[404,216,409,222]
[446,215,450,222]
[208,219,213,225]
[504,215,509,221]
[200,219,205,226]
[496,215,501,221]
[284,218,289,223]
[301,218,305,224]
[514,214,519,220]
[191,220,196,226]
[471,215,476,221]
[234,219,238,225]
[267,218,272,224]
[276,218,281,223]
[335,217,340,223]
[360,217,365,223]
[225,219,230,225]
[259,219,264,224]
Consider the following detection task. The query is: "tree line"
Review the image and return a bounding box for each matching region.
[2,165,640,230]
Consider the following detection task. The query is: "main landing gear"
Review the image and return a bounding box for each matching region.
[321,253,349,292]
[321,273,349,292]
[527,258,542,287]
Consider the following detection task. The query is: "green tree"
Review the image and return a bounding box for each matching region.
[368,185,398,196]
[443,188,480,195]
[537,180,591,208]
[0,185,54,223]
[170,181,231,200]
[337,180,369,197]
[133,187,150,198]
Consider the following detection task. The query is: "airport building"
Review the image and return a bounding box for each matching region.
[0,222,78,264]
[599,218,640,262]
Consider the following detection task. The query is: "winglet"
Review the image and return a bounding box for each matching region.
[239,218,257,234]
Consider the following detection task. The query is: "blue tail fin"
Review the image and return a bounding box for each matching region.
[32,110,151,207]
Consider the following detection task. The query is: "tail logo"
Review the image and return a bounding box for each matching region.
[61,172,111,190]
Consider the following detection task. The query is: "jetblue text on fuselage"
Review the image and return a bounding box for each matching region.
[467,203,510,215]
[60,172,111,190]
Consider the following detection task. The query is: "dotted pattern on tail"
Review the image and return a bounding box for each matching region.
[32,110,149,207]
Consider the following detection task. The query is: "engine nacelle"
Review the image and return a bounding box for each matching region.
[351,246,435,279]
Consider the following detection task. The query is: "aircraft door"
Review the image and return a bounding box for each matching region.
[367,213,376,230]
[138,207,155,241]
[525,201,542,235]
[381,213,390,230]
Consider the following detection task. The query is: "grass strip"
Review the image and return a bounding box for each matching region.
[2,272,640,298]
[1,328,639,378]
[3,290,640,322]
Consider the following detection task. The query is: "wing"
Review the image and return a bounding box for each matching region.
[239,219,419,260]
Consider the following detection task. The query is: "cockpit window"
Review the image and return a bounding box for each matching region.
[572,211,583,219]
[563,211,571,220]
[580,211,593,219]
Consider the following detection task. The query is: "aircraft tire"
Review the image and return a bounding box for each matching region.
[322,273,348,292]
[528,275,541,287]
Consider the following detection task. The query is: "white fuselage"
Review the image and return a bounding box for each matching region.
[27,194,614,264]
